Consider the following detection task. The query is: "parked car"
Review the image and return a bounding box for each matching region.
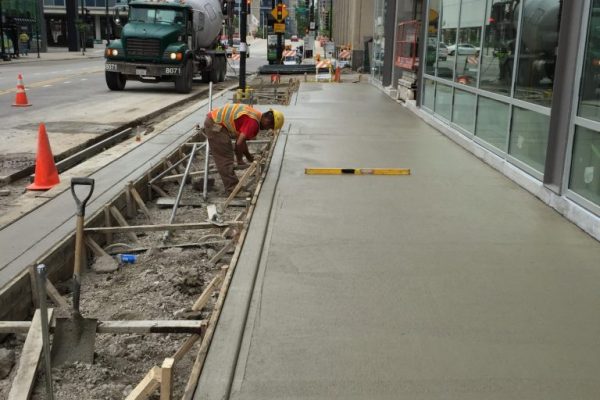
[438,42,448,61]
[447,43,480,56]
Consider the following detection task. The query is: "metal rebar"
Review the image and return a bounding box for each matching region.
[148,143,205,185]
[203,82,213,201]
[163,143,197,241]
[36,264,54,400]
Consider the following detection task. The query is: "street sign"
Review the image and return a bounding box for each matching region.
[274,23,286,33]
[271,4,288,22]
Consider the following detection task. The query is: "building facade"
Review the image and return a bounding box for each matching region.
[365,0,599,235]
[331,0,373,70]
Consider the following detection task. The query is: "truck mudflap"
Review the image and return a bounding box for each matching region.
[105,61,182,77]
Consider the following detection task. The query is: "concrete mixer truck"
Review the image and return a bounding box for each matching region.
[104,0,227,93]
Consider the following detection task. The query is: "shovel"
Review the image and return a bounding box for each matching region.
[51,177,97,365]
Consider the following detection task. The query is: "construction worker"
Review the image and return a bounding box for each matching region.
[202,103,284,193]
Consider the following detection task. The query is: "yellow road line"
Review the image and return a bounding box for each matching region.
[305,168,411,175]
[0,68,103,96]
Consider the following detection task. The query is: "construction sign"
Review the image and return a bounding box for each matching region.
[271,3,288,22]
[274,23,286,33]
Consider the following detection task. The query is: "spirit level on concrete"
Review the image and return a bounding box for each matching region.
[304,168,411,175]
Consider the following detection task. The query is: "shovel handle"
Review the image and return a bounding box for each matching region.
[70,177,95,217]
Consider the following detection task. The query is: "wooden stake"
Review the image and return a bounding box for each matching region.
[45,280,70,310]
[150,184,169,198]
[85,235,110,258]
[130,187,152,219]
[160,358,175,400]
[172,268,226,363]
[109,206,140,243]
[103,206,113,244]
[221,161,257,212]
[7,309,54,400]
[125,366,161,400]
[126,182,135,218]
[208,241,233,267]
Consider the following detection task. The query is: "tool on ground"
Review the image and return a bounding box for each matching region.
[27,123,60,191]
[163,144,197,242]
[51,177,97,365]
[203,81,213,201]
[36,264,54,400]
[304,168,411,175]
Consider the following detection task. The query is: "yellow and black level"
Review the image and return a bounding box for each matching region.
[304,168,411,175]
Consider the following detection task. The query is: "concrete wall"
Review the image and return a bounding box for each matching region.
[332,0,374,69]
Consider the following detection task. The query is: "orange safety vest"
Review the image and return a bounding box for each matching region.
[210,104,262,135]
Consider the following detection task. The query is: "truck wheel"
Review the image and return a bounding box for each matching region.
[218,57,226,82]
[106,71,126,91]
[175,60,193,93]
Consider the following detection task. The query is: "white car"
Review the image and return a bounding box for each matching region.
[438,42,449,61]
[447,43,480,56]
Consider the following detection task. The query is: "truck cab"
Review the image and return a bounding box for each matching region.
[105,0,226,93]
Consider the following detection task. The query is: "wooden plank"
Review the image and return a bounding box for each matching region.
[96,320,206,334]
[221,162,257,212]
[84,236,110,258]
[160,358,175,400]
[7,309,54,400]
[85,221,242,234]
[44,280,70,309]
[106,240,230,255]
[1,320,206,335]
[156,197,204,208]
[125,366,161,400]
[130,187,152,219]
[109,206,140,243]
[0,321,30,334]
[172,269,226,363]
[208,241,233,267]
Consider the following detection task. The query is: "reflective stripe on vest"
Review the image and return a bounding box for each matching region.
[210,104,262,134]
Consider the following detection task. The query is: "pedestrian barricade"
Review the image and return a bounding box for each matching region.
[315,60,332,82]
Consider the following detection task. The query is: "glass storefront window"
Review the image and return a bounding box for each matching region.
[423,79,436,110]
[570,126,600,206]
[438,0,459,80]
[514,0,561,107]
[578,0,600,123]
[479,0,518,96]
[425,0,441,76]
[452,89,476,132]
[454,0,485,86]
[509,107,550,172]
[475,96,509,151]
[435,84,453,120]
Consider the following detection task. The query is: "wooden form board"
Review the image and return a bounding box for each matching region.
[7,309,54,400]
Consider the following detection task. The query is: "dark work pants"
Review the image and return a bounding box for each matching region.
[203,117,239,192]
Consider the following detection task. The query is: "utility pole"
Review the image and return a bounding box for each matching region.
[66,0,79,51]
[35,0,40,58]
[0,0,7,61]
[80,0,86,55]
[239,0,248,91]
[276,0,282,63]
[105,0,110,44]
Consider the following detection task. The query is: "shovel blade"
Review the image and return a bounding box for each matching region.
[51,317,97,365]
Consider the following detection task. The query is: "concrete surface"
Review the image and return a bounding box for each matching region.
[196,81,600,399]
[0,87,233,295]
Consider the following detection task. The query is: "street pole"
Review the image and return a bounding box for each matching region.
[35,0,40,58]
[239,0,247,91]
[105,0,110,44]
[276,0,282,63]
[80,0,85,55]
[0,0,6,60]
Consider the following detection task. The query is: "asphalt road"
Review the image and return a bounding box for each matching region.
[0,39,267,175]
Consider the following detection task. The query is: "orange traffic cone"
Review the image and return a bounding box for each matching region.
[12,74,31,107]
[27,123,60,191]
[334,66,341,83]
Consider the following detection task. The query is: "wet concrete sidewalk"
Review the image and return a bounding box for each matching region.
[197,81,600,399]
